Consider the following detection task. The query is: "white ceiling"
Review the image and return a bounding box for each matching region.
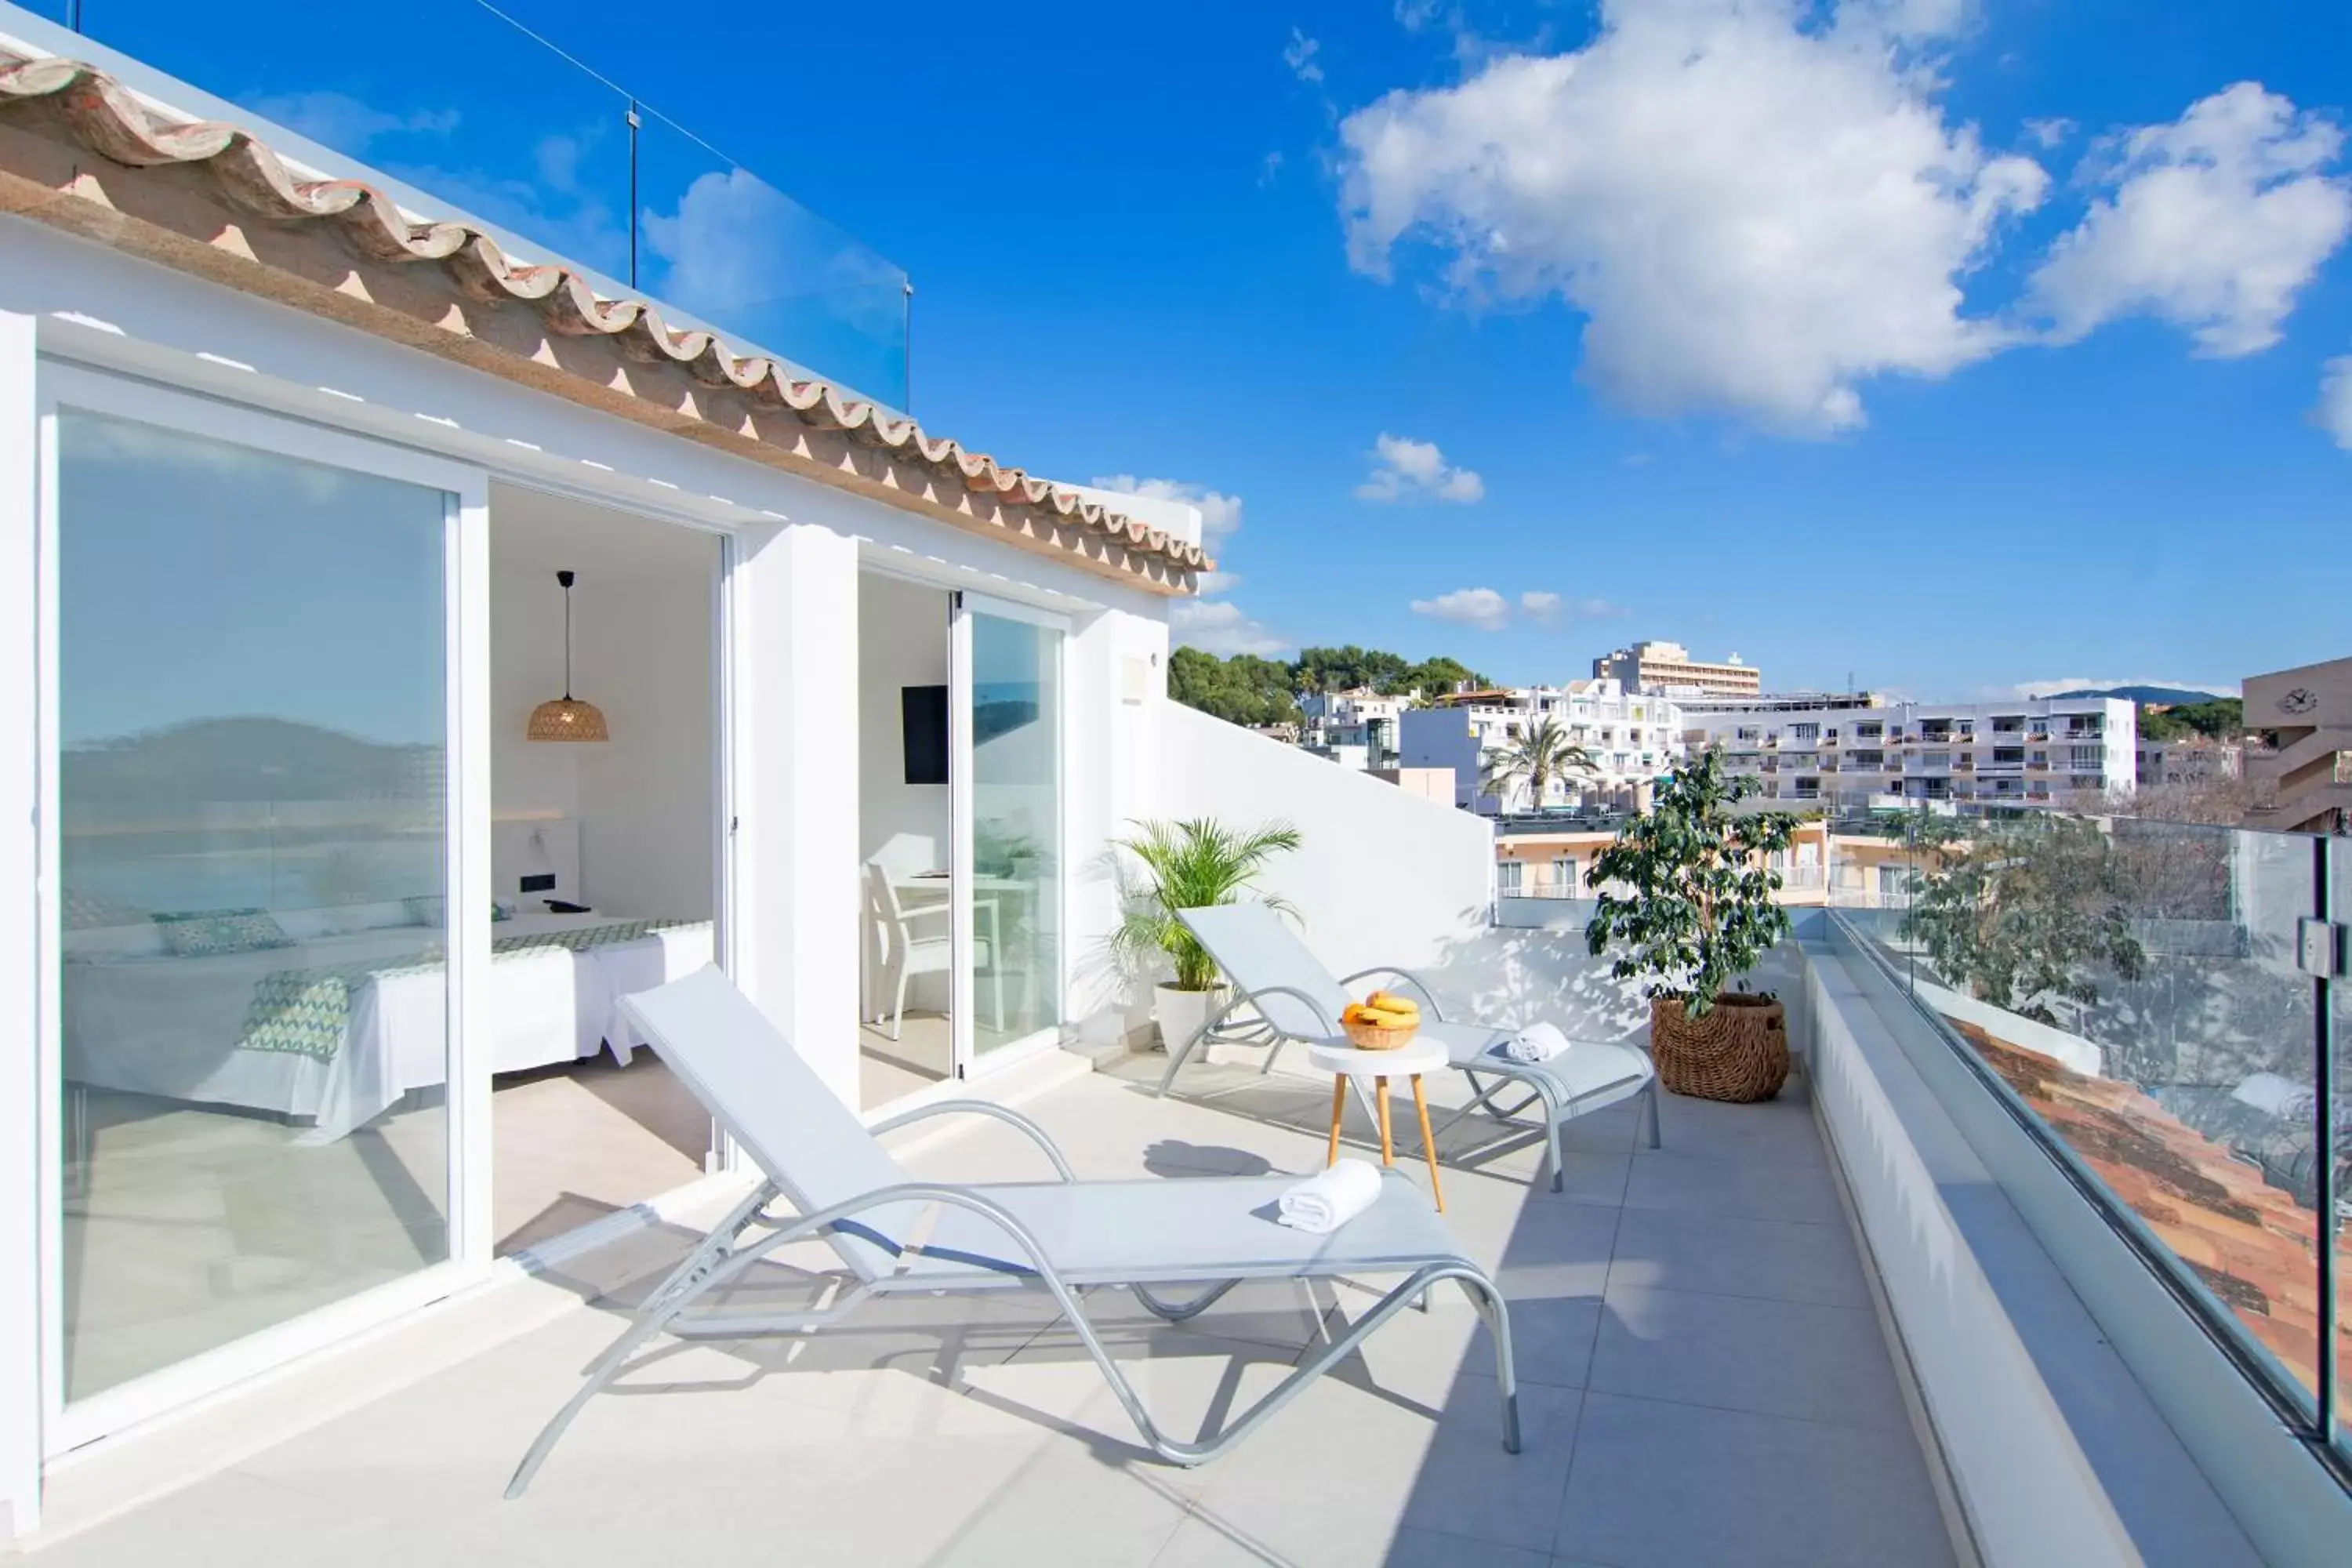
[488,481,720,583]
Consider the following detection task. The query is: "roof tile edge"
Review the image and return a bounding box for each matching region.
[0,53,1207,593]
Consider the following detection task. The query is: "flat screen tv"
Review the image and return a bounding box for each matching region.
[901,684,949,785]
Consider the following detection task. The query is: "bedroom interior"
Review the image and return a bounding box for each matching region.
[484,485,720,1255]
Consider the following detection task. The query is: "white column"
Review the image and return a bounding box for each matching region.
[728,522,862,1109]
[0,311,42,1539]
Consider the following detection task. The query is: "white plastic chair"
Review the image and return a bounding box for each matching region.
[864,862,1001,1038]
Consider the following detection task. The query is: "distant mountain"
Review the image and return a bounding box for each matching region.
[2048,685,2234,706]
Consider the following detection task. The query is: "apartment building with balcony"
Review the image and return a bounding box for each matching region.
[2136,735,2242,789]
[1591,638,1762,698]
[1297,686,1409,769]
[2244,655,2352,833]
[1402,679,1684,813]
[1496,814,1834,904]
[1684,696,2137,813]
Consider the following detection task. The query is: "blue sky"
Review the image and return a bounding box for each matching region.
[49,0,2352,700]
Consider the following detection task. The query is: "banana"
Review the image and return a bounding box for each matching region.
[1367,990,1421,1015]
[1360,1007,1415,1029]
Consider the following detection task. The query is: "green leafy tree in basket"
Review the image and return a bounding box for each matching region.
[1110,818,1301,991]
[1583,750,1800,1015]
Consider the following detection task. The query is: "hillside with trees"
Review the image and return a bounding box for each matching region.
[1168,644,1489,727]
[2137,698,2242,742]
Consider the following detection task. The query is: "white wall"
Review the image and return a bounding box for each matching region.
[488,565,580,836]
[1156,703,1494,982]
[858,572,950,875]
[732,523,864,1109]
[572,567,715,919]
[488,492,718,920]
[1064,607,1167,1046]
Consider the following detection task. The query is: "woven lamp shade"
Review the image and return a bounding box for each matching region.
[527,697,609,742]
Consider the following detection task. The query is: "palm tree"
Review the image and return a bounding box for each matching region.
[1109,817,1302,991]
[1479,717,1598,812]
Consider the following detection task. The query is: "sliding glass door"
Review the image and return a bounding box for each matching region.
[41,368,486,1445]
[950,595,1064,1066]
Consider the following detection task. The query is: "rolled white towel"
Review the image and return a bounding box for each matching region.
[1277,1158,1384,1234]
[1501,1022,1570,1064]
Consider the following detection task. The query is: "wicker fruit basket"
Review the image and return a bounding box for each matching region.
[1343,1017,1419,1051]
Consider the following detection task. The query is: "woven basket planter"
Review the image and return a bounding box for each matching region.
[1650,993,1788,1103]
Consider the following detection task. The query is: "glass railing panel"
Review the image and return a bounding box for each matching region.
[1843,813,2329,1414]
[2332,836,2350,1445]
[636,111,909,410]
[64,0,637,283]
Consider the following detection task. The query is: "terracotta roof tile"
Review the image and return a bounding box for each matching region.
[0,52,1207,590]
[1950,1018,2347,1401]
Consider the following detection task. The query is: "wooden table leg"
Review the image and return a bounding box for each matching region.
[1327,1074,1348,1167]
[1410,1074,1445,1212]
[1376,1076,1395,1166]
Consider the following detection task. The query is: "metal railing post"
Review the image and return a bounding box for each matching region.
[2316,831,2340,1446]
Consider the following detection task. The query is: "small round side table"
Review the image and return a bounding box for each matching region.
[1305,1036,1450,1211]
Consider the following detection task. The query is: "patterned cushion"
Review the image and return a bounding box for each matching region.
[64,890,148,931]
[406,895,513,927]
[152,908,298,958]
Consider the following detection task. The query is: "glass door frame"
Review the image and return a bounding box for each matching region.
[947,590,1069,1082]
[32,360,495,1455]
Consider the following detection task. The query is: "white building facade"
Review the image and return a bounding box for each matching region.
[1400,681,1684,814]
[1681,696,2138,812]
[1298,688,1409,768]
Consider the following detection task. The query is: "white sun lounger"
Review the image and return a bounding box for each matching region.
[506,965,1519,1496]
[1163,903,1661,1192]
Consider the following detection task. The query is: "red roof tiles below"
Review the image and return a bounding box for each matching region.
[1948,1018,2347,1403]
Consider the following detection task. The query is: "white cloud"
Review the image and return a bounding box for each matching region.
[2321,351,2352,450]
[1196,569,1243,595]
[1283,27,1324,85]
[2024,116,2076,150]
[1570,597,1628,619]
[1089,475,1244,544]
[250,92,460,151]
[1990,677,2238,700]
[2029,84,2351,357]
[1171,599,1290,658]
[1519,590,1563,624]
[1338,0,2048,436]
[1410,587,1513,630]
[642,168,902,336]
[1356,434,1484,502]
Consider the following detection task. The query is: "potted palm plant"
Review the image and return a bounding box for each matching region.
[1111,817,1301,1054]
[1480,717,1599,813]
[1584,750,1801,1102]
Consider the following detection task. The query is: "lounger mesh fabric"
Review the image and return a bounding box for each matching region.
[505,965,1520,1495]
[1167,903,1661,1190]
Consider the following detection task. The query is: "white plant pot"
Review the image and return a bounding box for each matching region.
[1153,982,1224,1058]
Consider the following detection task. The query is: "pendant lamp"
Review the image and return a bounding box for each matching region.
[527,569,609,742]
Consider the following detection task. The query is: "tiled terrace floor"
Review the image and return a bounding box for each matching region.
[27,1053,1958,1567]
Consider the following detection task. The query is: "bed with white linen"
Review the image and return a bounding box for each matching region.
[62,906,714,1142]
